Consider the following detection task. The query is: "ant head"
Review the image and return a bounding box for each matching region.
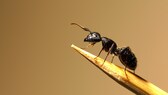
[71,23,102,43]
[84,32,101,42]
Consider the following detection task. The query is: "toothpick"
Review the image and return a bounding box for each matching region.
[71,44,168,95]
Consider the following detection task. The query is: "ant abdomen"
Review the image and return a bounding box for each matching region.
[117,47,137,71]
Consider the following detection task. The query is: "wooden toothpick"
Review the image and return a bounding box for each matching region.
[71,44,168,95]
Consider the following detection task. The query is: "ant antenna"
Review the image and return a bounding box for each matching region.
[71,23,92,33]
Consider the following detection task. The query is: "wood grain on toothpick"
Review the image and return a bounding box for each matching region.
[71,44,168,95]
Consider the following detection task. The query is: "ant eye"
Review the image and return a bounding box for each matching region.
[92,34,97,37]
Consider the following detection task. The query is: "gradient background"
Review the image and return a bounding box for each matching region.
[1,0,168,95]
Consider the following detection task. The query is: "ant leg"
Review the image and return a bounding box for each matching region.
[124,66,128,79]
[111,55,115,63]
[94,47,104,60]
[97,48,103,57]
[101,50,110,66]
[133,70,135,74]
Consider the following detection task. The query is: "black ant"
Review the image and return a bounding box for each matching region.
[71,23,137,73]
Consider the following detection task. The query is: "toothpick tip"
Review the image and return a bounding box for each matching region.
[71,44,168,95]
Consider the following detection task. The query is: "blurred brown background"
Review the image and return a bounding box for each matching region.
[1,0,168,95]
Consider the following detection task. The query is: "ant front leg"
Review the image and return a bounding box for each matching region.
[94,47,104,60]
[97,48,103,57]
[101,50,110,66]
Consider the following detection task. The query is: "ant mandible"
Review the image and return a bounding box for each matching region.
[71,23,137,73]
